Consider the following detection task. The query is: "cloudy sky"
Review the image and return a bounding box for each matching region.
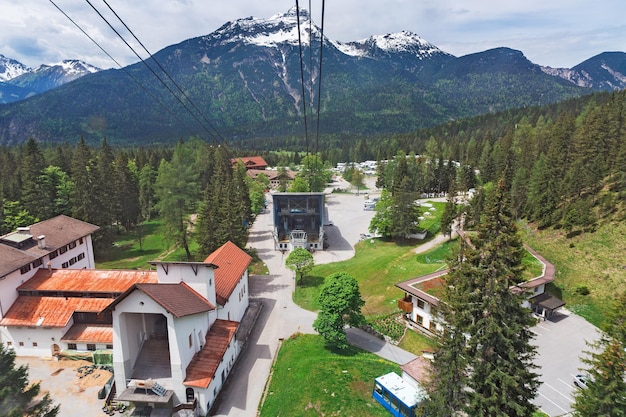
[2,0,624,70]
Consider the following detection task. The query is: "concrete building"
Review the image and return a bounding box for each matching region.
[271,192,326,251]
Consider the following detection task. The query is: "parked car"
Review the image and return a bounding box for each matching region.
[573,374,588,389]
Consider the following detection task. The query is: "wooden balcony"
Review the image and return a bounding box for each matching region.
[397,298,413,313]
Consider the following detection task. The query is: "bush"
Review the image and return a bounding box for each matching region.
[574,285,590,296]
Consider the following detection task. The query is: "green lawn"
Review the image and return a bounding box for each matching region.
[96,220,168,269]
[258,333,400,417]
[295,238,452,316]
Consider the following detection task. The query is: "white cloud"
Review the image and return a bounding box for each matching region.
[0,0,624,69]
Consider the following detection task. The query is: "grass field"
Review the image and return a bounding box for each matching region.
[258,333,400,417]
[295,238,451,316]
[521,219,626,328]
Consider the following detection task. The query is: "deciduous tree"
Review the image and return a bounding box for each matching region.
[285,247,314,284]
[313,272,365,350]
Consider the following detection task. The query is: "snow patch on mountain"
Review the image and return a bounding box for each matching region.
[212,7,318,48]
[0,54,30,82]
[336,31,450,59]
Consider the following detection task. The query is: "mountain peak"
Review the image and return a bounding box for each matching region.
[211,8,317,48]
[336,30,451,60]
[0,54,31,82]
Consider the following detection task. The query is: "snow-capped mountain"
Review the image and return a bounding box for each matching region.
[0,8,623,146]
[213,7,319,48]
[0,58,100,104]
[8,60,101,93]
[0,54,30,82]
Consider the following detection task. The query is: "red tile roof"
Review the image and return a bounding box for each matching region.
[183,320,239,388]
[134,283,215,317]
[231,156,268,169]
[0,297,113,327]
[204,241,252,306]
[18,268,157,294]
[62,323,113,344]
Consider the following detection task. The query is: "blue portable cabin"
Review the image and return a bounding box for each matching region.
[372,372,428,417]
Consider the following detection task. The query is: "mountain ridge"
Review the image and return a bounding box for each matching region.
[0,8,624,146]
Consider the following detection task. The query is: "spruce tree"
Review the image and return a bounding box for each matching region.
[465,178,540,416]
[428,178,540,416]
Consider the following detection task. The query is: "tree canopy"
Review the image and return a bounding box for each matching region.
[285,247,314,284]
[313,272,366,350]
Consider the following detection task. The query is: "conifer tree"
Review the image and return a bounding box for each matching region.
[0,344,59,416]
[428,178,540,416]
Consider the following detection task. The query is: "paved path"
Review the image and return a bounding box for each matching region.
[213,183,419,416]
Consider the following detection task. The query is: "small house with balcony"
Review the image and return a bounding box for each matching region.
[396,245,564,334]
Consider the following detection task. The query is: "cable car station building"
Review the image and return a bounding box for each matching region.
[271,192,326,251]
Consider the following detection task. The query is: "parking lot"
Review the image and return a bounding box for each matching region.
[531,309,600,416]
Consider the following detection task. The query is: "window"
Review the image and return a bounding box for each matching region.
[416,298,425,309]
[19,342,24,347]
[106,344,113,350]
[20,265,31,274]
[68,241,77,249]
[49,250,58,260]
[69,257,76,265]
[79,237,84,244]
[62,262,69,268]
[189,334,193,348]
[32,342,38,347]
[416,315,424,325]
[6,341,12,347]
[67,343,77,350]
[87,344,96,351]
[77,253,85,261]
[32,258,43,268]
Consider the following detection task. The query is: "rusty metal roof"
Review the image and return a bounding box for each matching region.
[18,268,157,294]
[0,296,113,327]
[62,323,113,344]
[183,320,239,388]
[204,241,251,306]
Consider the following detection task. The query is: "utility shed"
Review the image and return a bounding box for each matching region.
[373,372,428,417]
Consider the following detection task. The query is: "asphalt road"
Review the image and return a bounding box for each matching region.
[212,181,386,417]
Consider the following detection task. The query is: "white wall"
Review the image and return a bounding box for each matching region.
[217,271,249,323]
[1,325,70,357]
[155,263,217,308]
[0,235,95,321]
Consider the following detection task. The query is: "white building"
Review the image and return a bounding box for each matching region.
[0,215,253,416]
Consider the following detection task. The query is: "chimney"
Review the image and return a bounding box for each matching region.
[47,262,52,272]
[37,235,46,249]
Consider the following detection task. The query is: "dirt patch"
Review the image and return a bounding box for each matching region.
[46,359,112,389]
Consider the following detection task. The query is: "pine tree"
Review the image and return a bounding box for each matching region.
[19,138,46,220]
[465,178,540,416]
[428,178,540,416]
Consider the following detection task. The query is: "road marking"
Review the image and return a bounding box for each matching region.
[536,323,551,332]
[558,377,575,390]
[538,391,569,414]
[544,382,574,403]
